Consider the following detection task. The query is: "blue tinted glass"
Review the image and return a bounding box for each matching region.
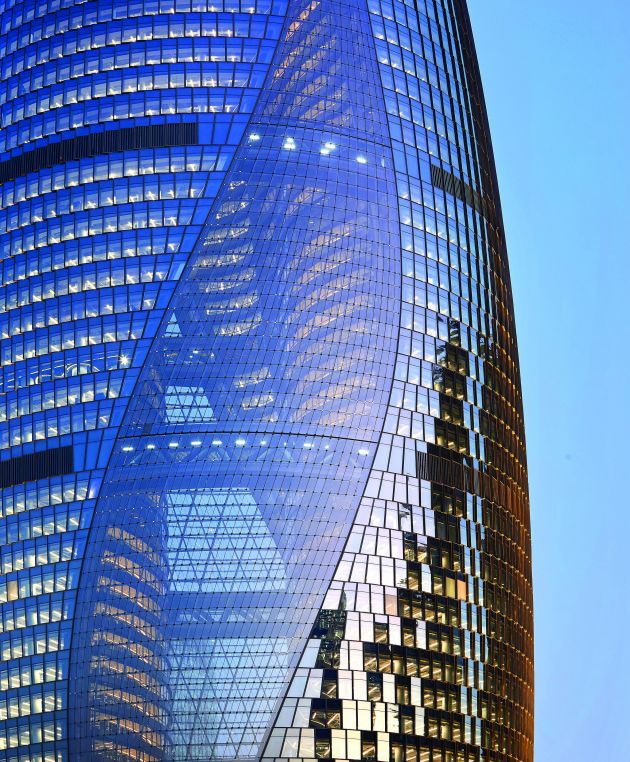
[0,0,533,761]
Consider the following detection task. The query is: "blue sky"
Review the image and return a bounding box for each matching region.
[468,1,628,759]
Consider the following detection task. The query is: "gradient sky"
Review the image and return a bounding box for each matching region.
[467,1,628,759]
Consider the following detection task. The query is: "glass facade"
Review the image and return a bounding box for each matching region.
[0,1,533,761]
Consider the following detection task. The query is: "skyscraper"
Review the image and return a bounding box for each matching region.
[0,0,533,760]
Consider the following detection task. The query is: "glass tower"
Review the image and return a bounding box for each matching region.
[0,0,534,761]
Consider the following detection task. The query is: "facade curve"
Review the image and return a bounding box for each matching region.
[0,1,533,762]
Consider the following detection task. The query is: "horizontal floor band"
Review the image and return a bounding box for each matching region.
[0,444,74,488]
[0,122,199,185]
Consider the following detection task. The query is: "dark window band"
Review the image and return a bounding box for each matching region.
[417,446,506,505]
[430,163,493,220]
[0,122,199,185]
[417,448,467,492]
[0,445,74,488]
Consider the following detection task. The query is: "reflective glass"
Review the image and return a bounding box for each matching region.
[0,1,533,761]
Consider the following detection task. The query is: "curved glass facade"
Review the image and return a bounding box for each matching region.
[0,1,533,761]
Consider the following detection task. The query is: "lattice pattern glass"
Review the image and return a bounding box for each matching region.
[0,1,533,761]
